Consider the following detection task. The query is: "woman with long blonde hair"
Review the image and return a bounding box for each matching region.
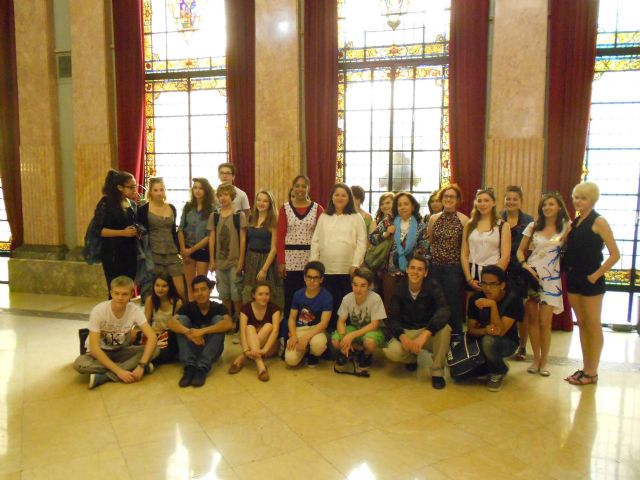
[461,188,511,292]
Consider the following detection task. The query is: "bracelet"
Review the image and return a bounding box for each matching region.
[137,362,147,368]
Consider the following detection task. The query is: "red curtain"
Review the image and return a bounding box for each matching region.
[112,0,146,188]
[226,0,255,202]
[304,0,338,206]
[448,0,490,215]
[546,0,598,212]
[547,0,598,332]
[0,0,23,249]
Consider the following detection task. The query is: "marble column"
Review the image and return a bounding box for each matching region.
[12,0,66,254]
[69,0,116,248]
[255,0,302,205]
[485,0,548,214]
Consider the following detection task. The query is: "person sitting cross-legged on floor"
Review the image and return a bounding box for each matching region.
[383,255,452,389]
[73,275,158,389]
[466,264,524,392]
[168,275,233,387]
[331,267,386,370]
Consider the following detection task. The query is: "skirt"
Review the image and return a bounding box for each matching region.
[241,250,284,308]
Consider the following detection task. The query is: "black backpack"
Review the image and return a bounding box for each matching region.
[82,216,102,265]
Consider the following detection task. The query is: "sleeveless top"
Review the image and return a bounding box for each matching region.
[150,306,175,333]
[284,202,319,271]
[468,223,502,268]
[148,210,178,255]
[247,226,272,253]
[564,210,604,275]
[431,211,464,265]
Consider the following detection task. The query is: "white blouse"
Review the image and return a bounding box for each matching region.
[309,213,367,275]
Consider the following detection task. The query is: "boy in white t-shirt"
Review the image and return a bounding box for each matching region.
[73,276,158,389]
[332,267,386,370]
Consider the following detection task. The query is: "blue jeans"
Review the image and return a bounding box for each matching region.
[175,315,225,372]
[429,263,465,334]
[481,335,518,375]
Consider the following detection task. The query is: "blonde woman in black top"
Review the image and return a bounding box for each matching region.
[563,182,619,385]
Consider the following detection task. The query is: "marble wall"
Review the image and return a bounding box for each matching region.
[254,0,302,205]
[13,0,65,247]
[485,0,548,214]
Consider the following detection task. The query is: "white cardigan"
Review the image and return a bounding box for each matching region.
[310,212,367,275]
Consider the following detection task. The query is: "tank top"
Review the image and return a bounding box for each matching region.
[431,211,464,265]
[468,222,502,267]
[564,210,603,275]
[284,202,319,271]
[247,226,272,253]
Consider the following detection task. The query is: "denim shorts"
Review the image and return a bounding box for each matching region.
[215,267,243,301]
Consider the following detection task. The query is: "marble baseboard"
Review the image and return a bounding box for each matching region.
[8,258,107,297]
[12,244,69,260]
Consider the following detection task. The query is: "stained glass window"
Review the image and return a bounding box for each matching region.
[338,0,450,217]
[584,0,640,320]
[143,0,228,214]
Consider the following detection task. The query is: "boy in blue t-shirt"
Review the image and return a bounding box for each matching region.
[285,261,333,366]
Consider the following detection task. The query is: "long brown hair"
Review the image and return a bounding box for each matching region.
[184,177,215,218]
[249,190,278,229]
[466,188,500,239]
[375,192,395,224]
[534,192,569,233]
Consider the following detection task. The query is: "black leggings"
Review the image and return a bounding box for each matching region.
[101,251,138,298]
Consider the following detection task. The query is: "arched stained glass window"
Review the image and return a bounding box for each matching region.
[143,0,228,213]
[584,0,640,322]
[337,0,450,216]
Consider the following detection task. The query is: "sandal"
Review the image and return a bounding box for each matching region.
[567,371,598,386]
[564,369,584,382]
[228,362,244,375]
[257,368,270,382]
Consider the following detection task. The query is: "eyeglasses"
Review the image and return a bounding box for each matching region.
[442,194,458,199]
[304,275,322,281]
[219,170,233,176]
[479,281,502,288]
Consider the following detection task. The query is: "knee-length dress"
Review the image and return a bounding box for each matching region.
[522,222,567,314]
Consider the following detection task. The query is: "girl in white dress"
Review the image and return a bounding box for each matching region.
[517,192,569,376]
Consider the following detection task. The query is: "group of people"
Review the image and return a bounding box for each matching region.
[73,166,619,393]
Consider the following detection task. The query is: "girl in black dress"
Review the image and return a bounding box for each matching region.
[94,170,139,295]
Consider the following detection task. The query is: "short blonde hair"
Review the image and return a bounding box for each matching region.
[572,181,599,204]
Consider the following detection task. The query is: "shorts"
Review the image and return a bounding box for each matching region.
[331,325,386,347]
[152,252,184,277]
[567,272,606,297]
[566,271,606,296]
[215,267,243,301]
[189,247,210,263]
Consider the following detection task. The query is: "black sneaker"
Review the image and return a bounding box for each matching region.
[179,366,194,388]
[306,354,319,367]
[191,368,207,387]
[144,362,155,375]
[405,362,418,372]
[357,352,373,369]
[431,376,446,389]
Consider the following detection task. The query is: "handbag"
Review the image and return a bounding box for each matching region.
[364,237,392,271]
[446,334,485,379]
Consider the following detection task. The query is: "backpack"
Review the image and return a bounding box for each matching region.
[446,334,485,379]
[82,216,102,265]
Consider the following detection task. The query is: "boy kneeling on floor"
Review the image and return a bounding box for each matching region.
[74,276,158,389]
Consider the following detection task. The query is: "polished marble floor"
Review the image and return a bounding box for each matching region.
[0,288,639,479]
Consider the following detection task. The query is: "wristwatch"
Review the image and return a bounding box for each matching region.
[138,362,147,369]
